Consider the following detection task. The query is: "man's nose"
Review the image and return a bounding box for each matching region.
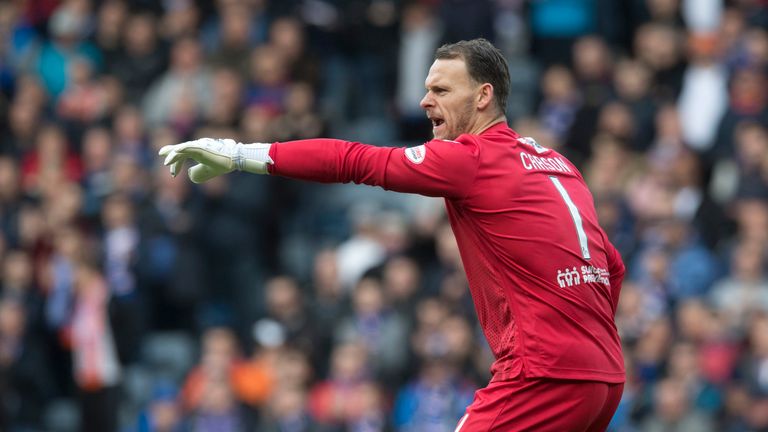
[420,93,432,109]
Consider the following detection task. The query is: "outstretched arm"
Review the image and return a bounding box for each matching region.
[160,137,480,200]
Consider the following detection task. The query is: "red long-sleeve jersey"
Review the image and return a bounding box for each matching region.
[268,122,625,383]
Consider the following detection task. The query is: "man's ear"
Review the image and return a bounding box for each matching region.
[477,83,494,111]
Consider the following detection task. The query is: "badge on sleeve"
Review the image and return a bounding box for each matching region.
[518,137,548,154]
[405,145,426,164]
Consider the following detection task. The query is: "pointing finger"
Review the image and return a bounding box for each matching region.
[163,150,179,166]
[158,144,176,156]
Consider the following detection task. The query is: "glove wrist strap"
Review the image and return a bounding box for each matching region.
[234,143,273,174]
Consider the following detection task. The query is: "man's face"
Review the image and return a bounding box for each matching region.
[420,58,478,140]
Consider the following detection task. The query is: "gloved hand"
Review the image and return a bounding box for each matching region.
[159,138,273,183]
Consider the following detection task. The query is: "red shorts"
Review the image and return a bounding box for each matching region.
[454,377,624,432]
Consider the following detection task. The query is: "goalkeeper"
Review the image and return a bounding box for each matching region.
[160,39,626,432]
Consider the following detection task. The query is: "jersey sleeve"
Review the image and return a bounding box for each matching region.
[268,137,480,199]
[602,231,626,314]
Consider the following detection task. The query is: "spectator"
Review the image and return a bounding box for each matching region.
[666,341,723,414]
[0,81,45,156]
[0,297,52,430]
[101,193,144,364]
[381,255,422,316]
[678,33,729,153]
[308,341,386,430]
[676,299,723,346]
[0,2,37,95]
[634,317,673,384]
[258,385,326,432]
[641,377,716,432]
[630,217,720,301]
[567,35,614,160]
[138,163,203,331]
[392,355,475,432]
[205,3,255,77]
[80,126,113,218]
[187,374,254,431]
[269,17,316,86]
[307,248,346,377]
[396,2,442,142]
[410,298,451,360]
[646,0,684,27]
[612,58,656,151]
[264,276,317,360]
[135,382,188,432]
[310,248,344,321]
[143,36,211,130]
[30,2,101,100]
[56,56,110,127]
[43,182,84,233]
[92,0,126,72]
[183,328,236,399]
[731,197,768,247]
[710,239,768,333]
[2,249,43,333]
[596,101,636,146]
[740,315,768,397]
[634,22,686,100]
[71,259,122,432]
[43,227,84,391]
[0,157,21,242]
[745,397,768,432]
[110,12,168,105]
[193,168,272,328]
[159,0,199,40]
[109,152,148,199]
[583,134,642,198]
[732,122,768,199]
[272,82,325,141]
[245,43,290,114]
[616,281,665,345]
[269,346,312,394]
[711,66,768,159]
[335,275,409,383]
[13,204,45,266]
[335,203,388,291]
[20,124,83,197]
[204,67,245,129]
[537,64,581,144]
[112,104,150,164]
[739,28,768,70]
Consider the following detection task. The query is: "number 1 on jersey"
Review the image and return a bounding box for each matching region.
[549,176,591,260]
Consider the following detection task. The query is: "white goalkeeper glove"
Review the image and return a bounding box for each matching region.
[158,138,273,183]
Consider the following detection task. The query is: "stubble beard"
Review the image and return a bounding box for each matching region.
[439,99,476,141]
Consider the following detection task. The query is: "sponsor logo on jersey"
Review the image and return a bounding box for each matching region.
[518,136,547,154]
[556,265,610,288]
[405,145,426,164]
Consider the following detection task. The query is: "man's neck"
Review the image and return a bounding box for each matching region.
[469,114,507,136]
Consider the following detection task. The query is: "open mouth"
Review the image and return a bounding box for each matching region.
[431,118,445,128]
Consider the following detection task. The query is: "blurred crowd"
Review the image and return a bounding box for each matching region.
[0,0,767,431]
